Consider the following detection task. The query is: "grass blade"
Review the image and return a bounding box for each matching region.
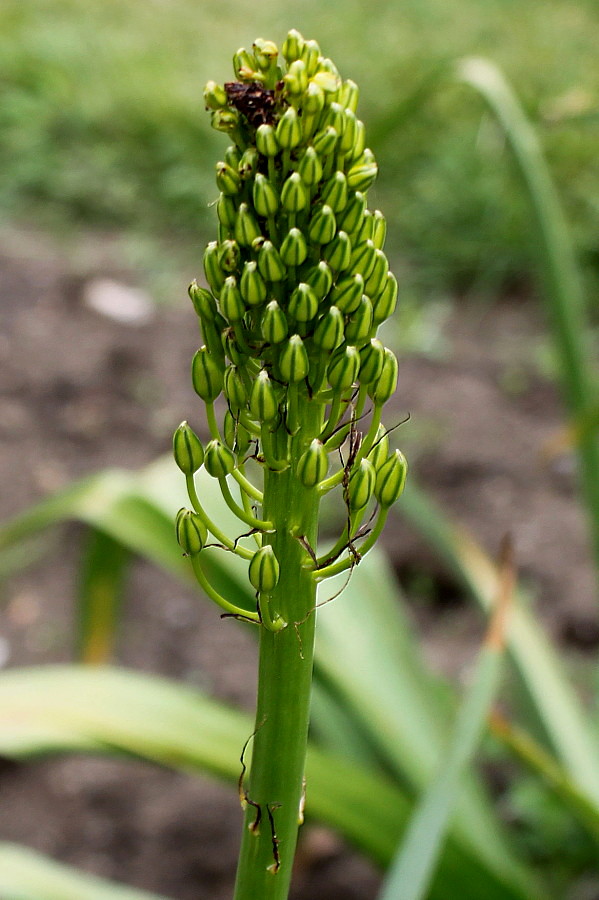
[77,529,129,664]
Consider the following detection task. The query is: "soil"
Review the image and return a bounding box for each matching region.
[0,225,596,899]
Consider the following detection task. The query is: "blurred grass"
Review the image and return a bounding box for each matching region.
[1,0,598,300]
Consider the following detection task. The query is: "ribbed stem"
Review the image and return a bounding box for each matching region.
[233,403,322,900]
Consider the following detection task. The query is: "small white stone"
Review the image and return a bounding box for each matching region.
[83,278,154,325]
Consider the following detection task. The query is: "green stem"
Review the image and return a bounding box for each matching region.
[185,475,254,560]
[315,508,388,581]
[218,478,273,531]
[190,555,260,622]
[233,404,322,900]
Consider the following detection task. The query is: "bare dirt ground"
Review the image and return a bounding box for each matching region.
[0,226,596,898]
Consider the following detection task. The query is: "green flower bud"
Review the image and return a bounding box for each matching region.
[347,160,378,192]
[331,272,364,314]
[217,193,237,228]
[289,283,319,323]
[233,48,259,82]
[234,203,261,247]
[323,230,352,272]
[297,146,323,186]
[279,334,309,383]
[225,144,241,167]
[347,458,376,510]
[258,240,287,282]
[337,191,366,234]
[261,300,288,344]
[188,281,218,321]
[321,171,348,214]
[250,369,279,423]
[339,108,358,154]
[353,210,374,245]
[203,241,226,294]
[223,410,252,456]
[192,346,223,401]
[280,227,308,266]
[203,80,228,109]
[256,123,279,157]
[359,338,385,385]
[375,450,408,508]
[300,39,321,77]
[282,28,305,64]
[249,545,280,593]
[253,38,278,72]
[240,260,267,307]
[220,276,246,321]
[253,173,279,217]
[296,439,329,487]
[364,248,388,298]
[346,120,366,161]
[218,238,241,273]
[312,126,339,157]
[238,146,259,181]
[176,509,208,556]
[281,172,309,213]
[303,80,326,115]
[344,295,373,345]
[308,204,337,244]
[327,344,360,391]
[173,421,204,475]
[211,108,241,135]
[224,364,247,410]
[372,210,387,249]
[368,424,389,472]
[338,78,359,113]
[370,348,398,404]
[349,239,377,280]
[216,160,242,195]
[311,69,341,94]
[305,261,333,300]
[372,272,398,324]
[276,106,303,149]
[322,102,346,138]
[204,439,236,478]
[284,59,308,95]
[313,305,345,351]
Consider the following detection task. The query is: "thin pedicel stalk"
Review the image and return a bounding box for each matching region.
[173,31,408,900]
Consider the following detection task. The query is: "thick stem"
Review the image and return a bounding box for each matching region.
[233,404,322,900]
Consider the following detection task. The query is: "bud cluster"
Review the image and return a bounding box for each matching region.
[176,32,407,625]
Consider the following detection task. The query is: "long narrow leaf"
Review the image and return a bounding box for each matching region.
[77,529,129,664]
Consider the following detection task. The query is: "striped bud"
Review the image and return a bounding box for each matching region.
[220,276,245,321]
[353,210,374,245]
[347,458,376,510]
[217,193,237,228]
[346,120,365,161]
[233,48,258,82]
[218,239,241,273]
[349,239,377,280]
[339,108,358,153]
[204,439,236,478]
[311,69,340,93]
[234,203,261,247]
[280,227,308,266]
[300,39,321,77]
[337,191,366,234]
[364,249,388,298]
[303,81,325,115]
[323,230,352,272]
[261,300,288,344]
[238,146,259,180]
[176,509,208,556]
[297,146,323,186]
[312,126,339,157]
[372,210,387,249]
[308,204,336,244]
[370,348,398,404]
[281,172,309,213]
[313,305,345,351]
[211,108,240,135]
[321,171,348,214]
[375,450,408,508]
[322,102,345,138]
[368,424,390,472]
[338,78,359,113]
[276,107,302,149]
[282,29,305,63]
[216,161,242,195]
[173,421,204,475]
[250,369,279,422]
[192,346,223,401]
[253,173,279,217]
[372,272,398,324]
[305,261,333,301]
[279,335,309,383]
[327,344,360,391]
[284,59,308,95]
[203,81,228,109]
[249,545,280,593]
[224,365,247,409]
[188,282,217,321]
[347,160,378,192]
[203,241,225,294]
[359,338,385,385]
[225,145,241,168]
[223,410,252,456]
[240,261,267,307]
[253,38,278,72]
[289,283,319,322]
[256,124,279,157]
[258,240,287,282]
[331,273,364,314]
[344,295,373,344]
[296,439,329,487]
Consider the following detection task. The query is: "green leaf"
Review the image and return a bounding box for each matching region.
[77,529,129,664]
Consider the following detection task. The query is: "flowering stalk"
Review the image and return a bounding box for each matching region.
[175,30,407,900]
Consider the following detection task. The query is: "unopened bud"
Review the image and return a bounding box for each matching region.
[347,458,376,510]
[217,193,237,228]
[281,172,309,213]
[372,210,387,249]
[218,238,241,273]
[303,81,325,115]
[368,425,390,472]
[249,545,280,593]
[375,450,408,507]
[338,78,359,113]
[253,173,279,217]
[256,123,279,157]
[347,160,378,192]
[346,120,365,161]
[313,305,345,351]
[224,365,247,410]
[211,108,241,135]
[312,126,339,157]
[370,348,398,404]
[176,509,208,555]
[233,48,259,82]
[323,230,352,272]
[322,102,345,138]
[203,81,228,109]
[331,273,364,314]
[282,29,305,64]
[276,106,303,149]
[305,261,333,301]
[261,300,288,344]
[353,210,374,245]
[344,295,373,344]
[327,344,360,391]
[311,69,341,93]
[359,338,385,385]
[279,334,309,383]
[308,204,337,245]
[300,39,321,77]
[203,241,225,294]
[284,59,308,95]
[223,410,252,456]
[349,239,377,280]
[257,240,287,282]
[238,146,259,180]
[296,439,329,487]
[188,282,217,321]
[234,203,261,247]
[252,38,278,72]
[321,171,348,214]
[337,191,366,234]
[216,160,242,195]
[280,227,308,266]
[173,421,204,475]
[225,144,241,168]
[297,146,323,186]
[204,439,236,478]
[339,108,358,154]
[240,260,267,307]
[289,283,319,323]
[220,276,245,321]
[364,248,388,298]
[250,369,279,423]
[372,272,398,323]
[192,346,223,401]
